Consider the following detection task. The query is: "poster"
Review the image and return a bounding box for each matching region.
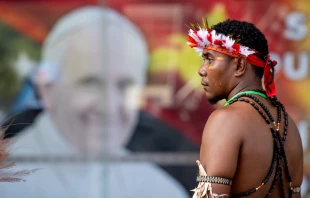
[0,0,309,197]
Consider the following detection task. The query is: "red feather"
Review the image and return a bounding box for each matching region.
[187,36,197,44]
[188,43,198,48]
[213,40,222,46]
[207,34,212,42]
[232,43,240,53]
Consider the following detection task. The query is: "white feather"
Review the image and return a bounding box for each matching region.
[222,37,235,52]
[240,46,255,56]
[197,29,211,47]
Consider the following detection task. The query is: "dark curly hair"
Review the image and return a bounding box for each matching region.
[212,19,269,78]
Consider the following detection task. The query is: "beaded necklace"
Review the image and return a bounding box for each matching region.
[226,90,293,198]
[224,90,267,106]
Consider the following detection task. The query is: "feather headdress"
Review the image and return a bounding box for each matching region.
[186,17,255,57]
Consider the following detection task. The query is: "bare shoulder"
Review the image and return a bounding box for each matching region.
[202,104,249,140]
[200,105,246,179]
[198,105,248,195]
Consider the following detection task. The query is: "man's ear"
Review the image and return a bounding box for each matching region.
[234,57,247,77]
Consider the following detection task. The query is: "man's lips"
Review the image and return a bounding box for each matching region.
[201,81,208,87]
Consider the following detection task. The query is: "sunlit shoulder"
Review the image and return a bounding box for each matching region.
[201,105,246,170]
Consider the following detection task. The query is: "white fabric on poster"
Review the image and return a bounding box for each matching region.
[0,113,188,198]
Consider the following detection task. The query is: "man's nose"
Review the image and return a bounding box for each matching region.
[198,64,207,77]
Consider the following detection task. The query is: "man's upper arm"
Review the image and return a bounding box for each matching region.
[199,108,244,195]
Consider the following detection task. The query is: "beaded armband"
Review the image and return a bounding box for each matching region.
[197,176,232,186]
[291,186,301,194]
[191,160,230,198]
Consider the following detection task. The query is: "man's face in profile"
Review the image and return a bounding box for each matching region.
[46,25,146,154]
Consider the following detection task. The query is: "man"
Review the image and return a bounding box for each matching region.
[187,19,303,197]
[0,6,188,198]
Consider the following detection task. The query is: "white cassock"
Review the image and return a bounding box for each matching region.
[0,112,189,198]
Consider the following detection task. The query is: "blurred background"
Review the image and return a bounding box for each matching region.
[0,0,309,197]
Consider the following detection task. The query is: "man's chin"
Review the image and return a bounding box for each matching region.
[207,97,220,105]
[205,92,224,105]
[208,99,220,105]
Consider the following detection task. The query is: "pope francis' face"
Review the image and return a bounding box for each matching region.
[43,24,147,155]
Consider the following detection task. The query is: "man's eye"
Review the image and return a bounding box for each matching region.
[206,58,213,63]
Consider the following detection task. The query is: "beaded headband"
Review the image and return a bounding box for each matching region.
[187,18,277,97]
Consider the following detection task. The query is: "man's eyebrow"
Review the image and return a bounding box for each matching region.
[202,52,213,57]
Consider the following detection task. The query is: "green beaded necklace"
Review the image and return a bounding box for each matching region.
[224,90,267,106]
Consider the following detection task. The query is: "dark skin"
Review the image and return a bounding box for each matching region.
[198,49,303,197]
